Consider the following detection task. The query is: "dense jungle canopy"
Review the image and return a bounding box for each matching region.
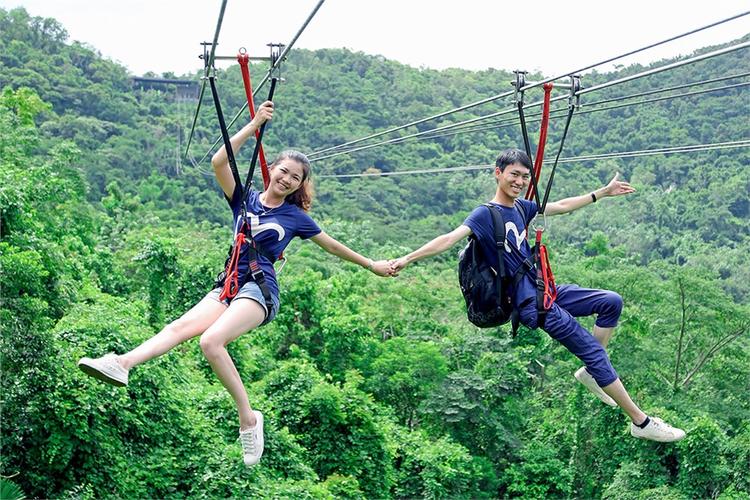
[1,7,749,499]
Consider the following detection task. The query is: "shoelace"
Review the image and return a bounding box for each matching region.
[649,418,676,435]
[104,356,126,375]
[240,431,257,456]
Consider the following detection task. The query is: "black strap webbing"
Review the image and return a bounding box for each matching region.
[208,75,243,195]
[486,202,536,335]
[516,99,543,208]
[540,105,575,210]
[208,73,276,314]
[516,78,580,214]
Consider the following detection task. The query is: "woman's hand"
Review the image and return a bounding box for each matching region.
[251,101,274,127]
[370,259,395,277]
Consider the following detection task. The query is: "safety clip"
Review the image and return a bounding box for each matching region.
[569,75,582,110]
[268,43,285,80]
[513,70,528,106]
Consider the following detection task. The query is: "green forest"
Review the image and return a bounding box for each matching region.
[1,6,749,499]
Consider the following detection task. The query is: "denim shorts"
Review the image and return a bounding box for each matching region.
[207,281,279,326]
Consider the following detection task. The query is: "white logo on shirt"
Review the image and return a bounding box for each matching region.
[504,222,526,253]
[235,213,285,241]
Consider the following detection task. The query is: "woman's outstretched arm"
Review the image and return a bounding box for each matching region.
[310,231,393,276]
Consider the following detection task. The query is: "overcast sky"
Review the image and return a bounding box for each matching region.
[1,0,748,77]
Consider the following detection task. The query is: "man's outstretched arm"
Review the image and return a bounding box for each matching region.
[391,225,473,274]
[544,172,635,216]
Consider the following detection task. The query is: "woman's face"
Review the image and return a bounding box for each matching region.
[268,158,305,198]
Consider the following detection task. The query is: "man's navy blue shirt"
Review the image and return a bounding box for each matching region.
[463,199,538,305]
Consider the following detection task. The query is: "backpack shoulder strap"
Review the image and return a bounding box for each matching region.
[484,203,508,279]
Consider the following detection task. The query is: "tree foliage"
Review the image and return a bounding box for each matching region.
[1,7,748,498]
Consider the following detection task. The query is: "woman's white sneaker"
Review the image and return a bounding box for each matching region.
[240,410,264,467]
[574,367,617,407]
[78,353,129,386]
[631,416,686,442]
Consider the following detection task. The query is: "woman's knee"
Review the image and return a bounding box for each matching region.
[199,332,224,357]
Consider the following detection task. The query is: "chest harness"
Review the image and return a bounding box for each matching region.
[513,71,581,328]
[207,48,283,312]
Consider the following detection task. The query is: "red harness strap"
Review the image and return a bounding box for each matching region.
[219,229,247,301]
[520,83,557,318]
[237,52,270,189]
[535,229,558,310]
[526,83,554,201]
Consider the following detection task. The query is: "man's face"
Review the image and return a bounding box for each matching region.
[496,162,531,199]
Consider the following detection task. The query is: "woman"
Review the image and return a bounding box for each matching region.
[78,101,394,467]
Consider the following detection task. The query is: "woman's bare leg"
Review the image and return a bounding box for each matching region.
[119,296,227,370]
[198,299,266,430]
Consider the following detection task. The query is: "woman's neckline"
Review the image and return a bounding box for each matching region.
[259,192,285,210]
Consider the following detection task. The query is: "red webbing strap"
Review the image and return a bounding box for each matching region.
[535,229,558,310]
[237,53,270,189]
[526,83,554,201]
[219,229,247,301]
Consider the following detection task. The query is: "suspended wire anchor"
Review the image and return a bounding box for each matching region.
[267,43,286,80]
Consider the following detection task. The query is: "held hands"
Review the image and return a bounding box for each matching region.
[389,257,409,276]
[602,172,636,198]
[369,259,396,277]
[367,258,407,277]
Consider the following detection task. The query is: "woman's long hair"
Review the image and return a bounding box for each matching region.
[269,150,314,212]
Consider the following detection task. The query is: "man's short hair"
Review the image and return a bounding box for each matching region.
[495,149,532,171]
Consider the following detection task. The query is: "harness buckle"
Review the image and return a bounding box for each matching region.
[531,213,548,232]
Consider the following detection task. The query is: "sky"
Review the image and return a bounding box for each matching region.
[1,0,749,78]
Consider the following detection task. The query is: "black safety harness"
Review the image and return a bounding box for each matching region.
[513,71,581,329]
[207,55,280,313]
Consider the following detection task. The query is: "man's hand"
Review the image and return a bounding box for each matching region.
[389,257,409,276]
[602,172,635,198]
[370,260,395,277]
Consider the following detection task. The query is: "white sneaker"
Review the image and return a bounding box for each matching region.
[240,410,264,466]
[574,367,617,407]
[78,353,129,386]
[631,416,686,442]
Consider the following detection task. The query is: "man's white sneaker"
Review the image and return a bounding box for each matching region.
[78,353,129,387]
[631,416,686,442]
[240,410,264,467]
[574,367,617,407]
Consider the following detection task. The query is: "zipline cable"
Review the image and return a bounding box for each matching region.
[417,72,750,140]
[415,80,750,142]
[317,140,750,178]
[307,10,750,158]
[192,0,326,166]
[184,0,229,159]
[309,41,750,162]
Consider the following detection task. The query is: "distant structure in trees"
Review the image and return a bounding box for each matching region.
[131,77,199,101]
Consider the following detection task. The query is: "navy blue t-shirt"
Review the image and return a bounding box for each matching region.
[226,187,321,300]
[462,199,538,306]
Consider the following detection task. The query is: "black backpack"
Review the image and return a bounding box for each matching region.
[458,203,531,329]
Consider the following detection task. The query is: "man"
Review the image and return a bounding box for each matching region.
[391,149,684,442]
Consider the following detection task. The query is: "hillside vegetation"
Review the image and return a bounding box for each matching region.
[1,7,749,499]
